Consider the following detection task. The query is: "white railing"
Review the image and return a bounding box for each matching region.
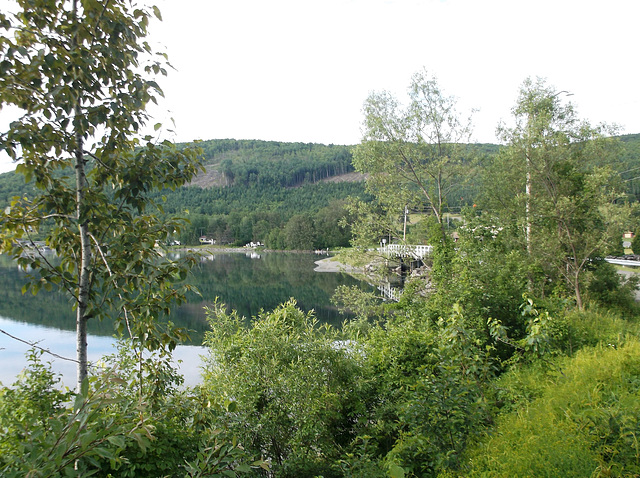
[378,244,433,259]
[605,257,640,267]
[378,282,402,301]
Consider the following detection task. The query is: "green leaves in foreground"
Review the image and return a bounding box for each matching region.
[0,352,150,477]
[203,298,365,476]
[0,348,263,478]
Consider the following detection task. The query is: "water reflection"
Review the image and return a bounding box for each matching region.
[173,252,366,340]
[0,317,205,388]
[0,251,370,385]
[0,251,367,340]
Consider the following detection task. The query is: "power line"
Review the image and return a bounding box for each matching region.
[0,328,80,364]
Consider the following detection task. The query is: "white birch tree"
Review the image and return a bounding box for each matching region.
[0,0,202,390]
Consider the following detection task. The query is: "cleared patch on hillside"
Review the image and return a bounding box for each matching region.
[320,171,367,183]
[189,167,366,189]
[188,166,229,189]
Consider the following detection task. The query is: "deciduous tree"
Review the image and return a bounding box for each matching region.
[353,69,474,243]
[284,213,316,250]
[0,0,202,390]
[487,78,625,308]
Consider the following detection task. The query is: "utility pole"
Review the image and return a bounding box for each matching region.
[403,205,408,242]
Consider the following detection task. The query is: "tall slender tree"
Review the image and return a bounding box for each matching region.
[0,0,202,390]
[488,78,625,308]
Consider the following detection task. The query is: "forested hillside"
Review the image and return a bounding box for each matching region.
[158,140,371,247]
[0,140,359,204]
[0,140,370,249]
[618,133,640,200]
[2,135,639,249]
[191,139,356,188]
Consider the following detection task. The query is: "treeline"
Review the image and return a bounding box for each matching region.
[0,140,372,250]
[3,135,640,250]
[159,182,370,249]
[0,167,37,207]
[175,140,366,249]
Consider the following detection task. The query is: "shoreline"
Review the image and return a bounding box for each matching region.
[179,246,323,254]
[313,256,362,274]
[173,246,363,274]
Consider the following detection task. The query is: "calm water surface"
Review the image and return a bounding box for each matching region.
[0,251,369,387]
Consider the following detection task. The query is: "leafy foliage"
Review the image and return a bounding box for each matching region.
[353,69,478,244]
[203,299,365,477]
[0,351,149,477]
[0,0,202,388]
[466,340,640,477]
[485,77,627,308]
[0,346,262,478]
[3,18,640,475]
[344,303,495,477]
[93,340,263,477]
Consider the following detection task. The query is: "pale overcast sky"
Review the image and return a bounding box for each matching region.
[1,0,639,173]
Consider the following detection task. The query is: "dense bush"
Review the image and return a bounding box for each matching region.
[345,305,496,477]
[465,340,640,477]
[4,298,640,477]
[0,347,259,477]
[203,299,365,477]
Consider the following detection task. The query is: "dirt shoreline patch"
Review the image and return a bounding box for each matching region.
[314,257,362,274]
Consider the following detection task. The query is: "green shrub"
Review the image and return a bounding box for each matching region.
[0,351,148,477]
[350,305,496,477]
[465,340,640,477]
[0,347,257,478]
[92,340,259,478]
[202,299,366,477]
[0,350,72,470]
[562,307,639,354]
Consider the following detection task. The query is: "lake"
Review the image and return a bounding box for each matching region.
[0,251,370,387]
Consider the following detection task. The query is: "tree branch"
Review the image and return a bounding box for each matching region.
[89,232,134,339]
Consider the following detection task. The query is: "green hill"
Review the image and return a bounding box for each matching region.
[0,140,370,249]
[191,139,357,188]
[2,135,639,248]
